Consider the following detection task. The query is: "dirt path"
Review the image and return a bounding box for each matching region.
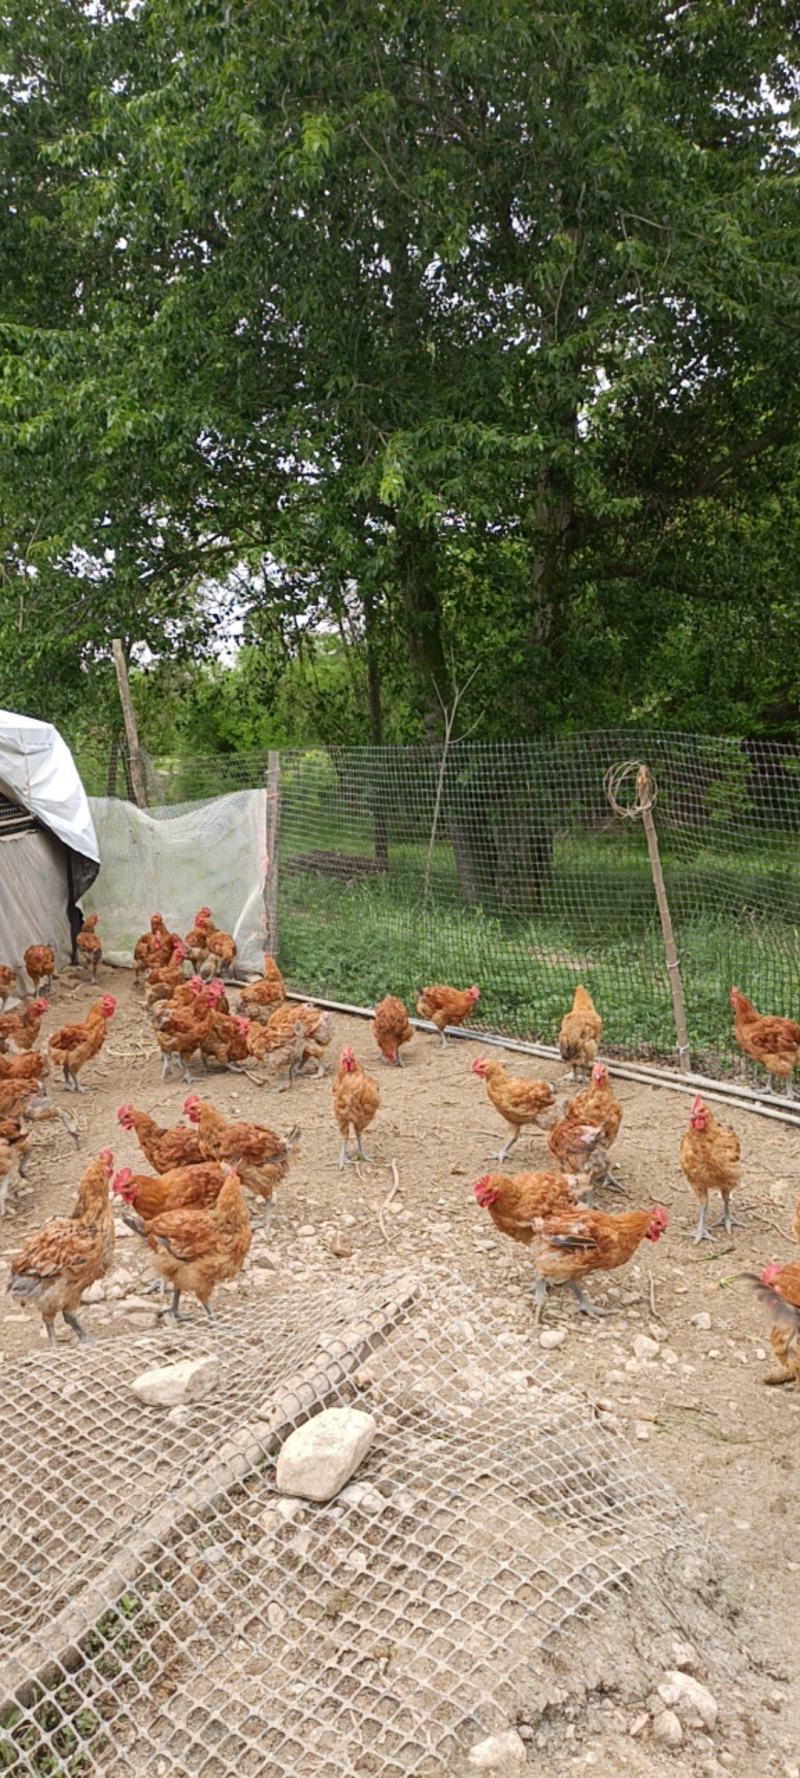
[1,970,798,1775]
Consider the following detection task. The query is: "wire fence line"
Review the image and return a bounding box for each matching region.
[79,730,800,1076]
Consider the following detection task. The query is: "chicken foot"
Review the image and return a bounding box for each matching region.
[62,1309,90,1344]
[338,1133,371,1168]
[599,1168,628,1196]
[62,1066,87,1094]
[762,1075,794,1101]
[692,1202,713,1243]
[491,1127,520,1165]
[530,1277,549,1323]
[168,1286,191,1322]
[568,1282,609,1319]
[714,1199,745,1233]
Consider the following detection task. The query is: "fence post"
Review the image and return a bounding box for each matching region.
[111,638,148,809]
[263,750,282,957]
[605,761,691,1072]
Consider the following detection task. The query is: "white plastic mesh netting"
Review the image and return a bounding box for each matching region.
[0,1271,696,1777]
[84,791,269,973]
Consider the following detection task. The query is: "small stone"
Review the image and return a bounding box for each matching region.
[634,1421,651,1441]
[253,1251,278,1271]
[539,1329,567,1350]
[338,1481,386,1514]
[629,1712,649,1738]
[690,1312,712,1331]
[652,1709,683,1748]
[341,1212,356,1227]
[275,1497,303,1522]
[266,1602,285,1631]
[624,1358,641,1374]
[661,1348,679,1365]
[633,1334,660,1360]
[468,1729,527,1768]
[276,1407,376,1502]
[782,1762,800,1778]
[131,1356,221,1408]
[328,1233,353,1259]
[755,1347,767,1361]
[671,1640,698,1671]
[298,1224,316,1238]
[604,1369,628,1385]
[166,1406,190,1427]
[659,1670,718,1732]
[82,1280,106,1304]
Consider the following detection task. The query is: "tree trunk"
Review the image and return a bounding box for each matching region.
[450,818,496,906]
[363,585,389,869]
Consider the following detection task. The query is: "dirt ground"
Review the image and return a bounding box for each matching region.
[1,969,798,1777]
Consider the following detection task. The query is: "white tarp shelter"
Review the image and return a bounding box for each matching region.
[0,710,100,982]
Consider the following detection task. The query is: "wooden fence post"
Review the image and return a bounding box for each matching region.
[111,639,148,810]
[263,750,282,956]
[606,761,691,1072]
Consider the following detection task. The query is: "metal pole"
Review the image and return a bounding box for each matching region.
[111,639,148,810]
[263,750,282,956]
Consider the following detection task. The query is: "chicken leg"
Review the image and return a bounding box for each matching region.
[715,1197,744,1233]
[693,1202,712,1243]
[568,1282,609,1319]
[527,1277,549,1323]
[492,1126,519,1165]
[63,1309,90,1343]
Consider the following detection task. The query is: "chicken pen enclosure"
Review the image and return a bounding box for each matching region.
[81,729,800,1086]
[4,730,800,1775]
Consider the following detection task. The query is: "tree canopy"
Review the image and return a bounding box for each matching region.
[1,0,798,750]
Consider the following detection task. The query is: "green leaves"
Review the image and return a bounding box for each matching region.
[0,0,798,744]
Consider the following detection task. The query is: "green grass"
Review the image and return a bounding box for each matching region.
[278,837,800,1069]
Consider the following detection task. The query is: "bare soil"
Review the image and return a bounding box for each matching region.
[1,969,798,1777]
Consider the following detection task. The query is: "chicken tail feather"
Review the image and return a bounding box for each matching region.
[739,1272,800,1331]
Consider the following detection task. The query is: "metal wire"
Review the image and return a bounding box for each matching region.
[78,731,800,1076]
[0,1271,693,1778]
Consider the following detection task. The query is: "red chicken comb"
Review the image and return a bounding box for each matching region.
[761,1261,782,1286]
[98,1148,114,1167]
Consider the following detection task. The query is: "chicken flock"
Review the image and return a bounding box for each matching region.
[1,928,798,1390]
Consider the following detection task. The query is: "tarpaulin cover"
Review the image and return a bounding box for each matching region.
[0,709,99,899]
[84,790,267,971]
